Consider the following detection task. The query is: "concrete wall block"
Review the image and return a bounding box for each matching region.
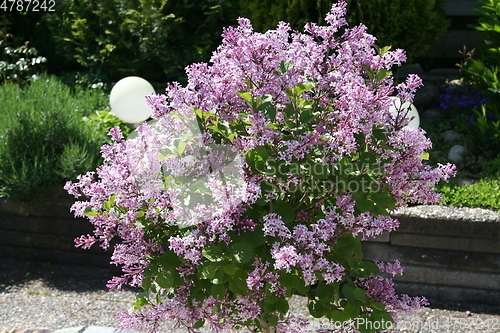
[396,217,500,239]
[0,199,30,216]
[0,215,92,236]
[0,229,109,255]
[394,264,500,291]
[0,244,111,267]
[363,243,500,273]
[29,200,75,219]
[364,231,390,243]
[391,233,500,253]
[394,282,500,305]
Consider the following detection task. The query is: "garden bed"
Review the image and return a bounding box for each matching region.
[0,192,498,305]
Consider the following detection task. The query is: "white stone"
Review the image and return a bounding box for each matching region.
[442,130,461,143]
[448,145,467,164]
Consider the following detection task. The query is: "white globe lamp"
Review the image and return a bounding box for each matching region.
[389,96,420,129]
[109,76,155,123]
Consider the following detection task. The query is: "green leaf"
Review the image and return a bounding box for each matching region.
[370,309,394,327]
[193,320,205,328]
[356,314,377,333]
[155,274,174,289]
[199,263,218,279]
[211,283,226,299]
[356,261,380,277]
[264,295,279,304]
[228,268,248,294]
[271,200,295,223]
[344,303,361,319]
[202,244,224,262]
[103,194,117,210]
[376,69,392,81]
[328,309,348,322]
[316,281,335,301]
[157,251,181,271]
[230,242,254,263]
[263,300,277,313]
[258,101,277,122]
[308,300,327,318]
[299,109,315,123]
[211,269,228,285]
[280,60,293,73]
[370,191,397,210]
[268,314,279,327]
[133,296,149,311]
[237,91,253,104]
[376,45,392,56]
[294,83,314,95]
[223,264,237,275]
[276,298,290,314]
[354,287,367,301]
[176,140,187,156]
[254,146,270,160]
[279,274,299,289]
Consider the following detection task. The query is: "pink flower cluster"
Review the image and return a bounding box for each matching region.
[66,1,455,332]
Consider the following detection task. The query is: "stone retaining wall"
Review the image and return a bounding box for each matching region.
[0,192,498,305]
[364,214,500,305]
[0,190,112,267]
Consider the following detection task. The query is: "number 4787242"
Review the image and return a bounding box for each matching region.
[0,0,56,11]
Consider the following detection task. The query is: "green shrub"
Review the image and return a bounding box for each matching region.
[460,0,500,93]
[51,0,238,84]
[453,1,500,163]
[0,36,47,86]
[238,0,449,63]
[0,75,113,200]
[436,178,500,211]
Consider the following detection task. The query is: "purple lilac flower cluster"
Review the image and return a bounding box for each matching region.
[66,2,455,332]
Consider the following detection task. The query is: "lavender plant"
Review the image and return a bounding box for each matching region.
[65,2,455,333]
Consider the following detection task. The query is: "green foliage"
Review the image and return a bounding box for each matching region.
[238,0,448,63]
[83,110,134,140]
[453,1,500,165]
[346,0,449,63]
[0,75,110,200]
[0,36,47,86]
[52,0,239,83]
[436,178,500,211]
[460,0,500,92]
[0,9,72,75]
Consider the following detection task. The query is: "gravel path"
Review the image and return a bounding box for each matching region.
[0,257,499,333]
[1,205,499,333]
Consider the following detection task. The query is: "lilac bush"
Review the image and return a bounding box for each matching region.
[65,2,455,333]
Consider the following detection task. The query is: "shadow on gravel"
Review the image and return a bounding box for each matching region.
[1,257,498,317]
[0,257,139,293]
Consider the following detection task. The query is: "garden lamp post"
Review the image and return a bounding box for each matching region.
[109,76,155,123]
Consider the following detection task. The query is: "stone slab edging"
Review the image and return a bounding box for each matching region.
[364,205,500,305]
